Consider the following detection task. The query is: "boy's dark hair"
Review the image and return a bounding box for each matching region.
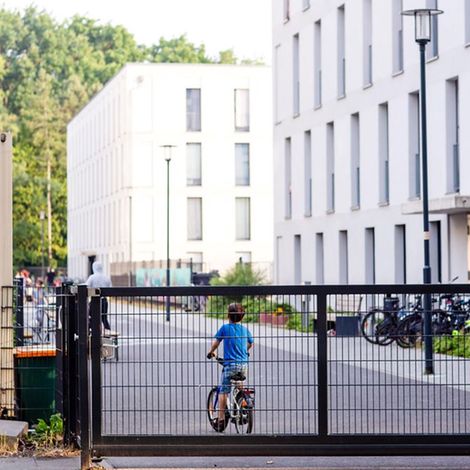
[228,303,245,323]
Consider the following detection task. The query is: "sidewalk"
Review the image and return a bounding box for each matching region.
[3,455,470,470]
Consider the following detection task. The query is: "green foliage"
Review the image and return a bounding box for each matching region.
[286,313,314,333]
[31,413,64,447]
[211,263,265,288]
[434,332,470,358]
[2,7,255,270]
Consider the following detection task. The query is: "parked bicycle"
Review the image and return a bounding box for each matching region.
[207,356,255,434]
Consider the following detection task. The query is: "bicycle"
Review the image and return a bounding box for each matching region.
[206,356,255,434]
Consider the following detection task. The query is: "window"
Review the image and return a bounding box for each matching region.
[365,227,375,284]
[234,89,250,131]
[236,197,251,240]
[378,103,389,204]
[304,130,312,216]
[392,0,404,73]
[337,5,346,98]
[339,230,348,284]
[186,143,202,186]
[426,0,439,59]
[409,92,420,199]
[466,0,470,44]
[394,225,406,284]
[314,20,322,108]
[236,252,252,264]
[283,0,290,22]
[446,78,459,193]
[351,113,360,208]
[274,45,281,122]
[186,88,201,131]
[430,221,442,283]
[187,252,203,272]
[363,0,372,86]
[293,34,300,116]
[235,143,250,186]
[303,0,310,10]
[187,198,202,240]
[294,234,302,284]
[315,233,324,284]
[285,138,292,218]
[326,122,335,212]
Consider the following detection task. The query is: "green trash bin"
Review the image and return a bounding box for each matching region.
[15,346,56,425]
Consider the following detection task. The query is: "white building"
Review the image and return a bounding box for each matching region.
[273,0,470,285]
[67,63,273,283]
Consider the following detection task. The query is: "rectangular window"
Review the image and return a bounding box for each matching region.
[285,137,292,218]
[394,225,406,284]
[466,0,470,44]
[303,0,310,10]
[365,227,375,284]
[235,197,251,240]
[339,230,349,284]
[351,113,360,209]
[294,234,302,285]
[283,0,290,21]
[426,0,439,59]
[392,0,404,73]
[446,78,459,193]
[235,143,250,186]
[187,252,203,272]
[234,89,250,131]
[337,5,346,98]
[274,45,281,122]
[379,102,390,204]
[409,92,420,198]
[304,130,312,216]
[236,252,252,264]
[326,122,335,212]
[314,20,322,108]
[187,197,202,240]
[363,0,372,86]
[430,221,442,283]
[186,88,201,131]
[186,143,202,186]
[315,233,324,284]
[293,34,300,116]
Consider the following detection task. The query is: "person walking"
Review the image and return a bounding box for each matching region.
[86,261,112,331]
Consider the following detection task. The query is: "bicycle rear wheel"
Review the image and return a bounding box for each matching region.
[360,310,394,345]
[234,391,253,434]
[207,387,229,432]
[396,314,422,348]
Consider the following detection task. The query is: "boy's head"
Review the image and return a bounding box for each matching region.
[228,303,245,323]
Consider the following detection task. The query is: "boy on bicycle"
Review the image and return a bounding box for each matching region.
[207,303,254,431]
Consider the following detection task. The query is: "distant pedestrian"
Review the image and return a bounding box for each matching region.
[86,261,112,331]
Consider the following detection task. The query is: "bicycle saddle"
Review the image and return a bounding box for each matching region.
[230,371,246,381]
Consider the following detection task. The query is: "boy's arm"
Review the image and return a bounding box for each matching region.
[207,339,221,358]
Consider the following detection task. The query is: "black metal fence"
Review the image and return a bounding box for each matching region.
[71,283,470,468]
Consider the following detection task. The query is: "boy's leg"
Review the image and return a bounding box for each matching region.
[218,393,227,421]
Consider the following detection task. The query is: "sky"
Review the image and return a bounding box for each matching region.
[1,0,272,63]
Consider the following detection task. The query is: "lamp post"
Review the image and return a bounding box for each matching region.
[402,8,443,375]
[39,210,45,280]
[162,145,176,322]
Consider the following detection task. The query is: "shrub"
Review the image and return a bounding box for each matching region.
[434,332,470,358]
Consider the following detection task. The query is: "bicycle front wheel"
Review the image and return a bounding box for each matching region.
[234,391,253,434]
[361,310,394,345]
[207,387,229,432]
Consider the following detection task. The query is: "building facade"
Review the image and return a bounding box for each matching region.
[67,63,273,282]
[273,0,470,285]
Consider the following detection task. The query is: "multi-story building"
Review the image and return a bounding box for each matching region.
[67,63,273,283]
[273,0,470,285]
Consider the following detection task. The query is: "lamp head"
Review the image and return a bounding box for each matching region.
[402,8,443,44]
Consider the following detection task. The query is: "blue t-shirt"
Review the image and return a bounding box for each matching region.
[215,323,254,365]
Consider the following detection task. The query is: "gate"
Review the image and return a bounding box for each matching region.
[74,284,470,469]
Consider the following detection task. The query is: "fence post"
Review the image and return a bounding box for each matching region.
[78,284,91,470]
[90,293,102,446]
[317,292,328,437]
[15,277,24,347]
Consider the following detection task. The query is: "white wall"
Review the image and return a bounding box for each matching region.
[274,0,470,285]
[68,64,273,281]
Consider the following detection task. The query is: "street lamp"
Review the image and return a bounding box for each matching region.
[402,8,443,375]
[161,145,176,322]
[39,211,45,280]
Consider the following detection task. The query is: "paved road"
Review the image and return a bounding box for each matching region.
[98,300,470,436]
